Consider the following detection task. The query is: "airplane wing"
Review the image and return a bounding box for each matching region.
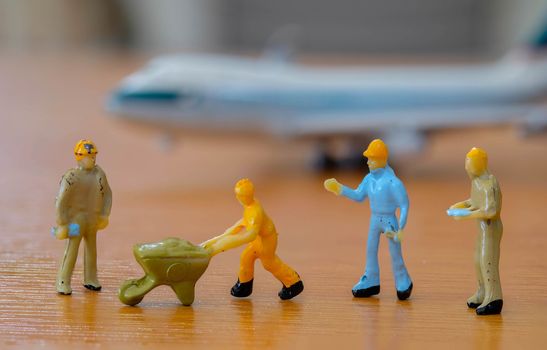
[275,104,547,138]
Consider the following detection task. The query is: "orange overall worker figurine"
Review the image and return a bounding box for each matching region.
[53,140,112,295]
[201,179,304,300]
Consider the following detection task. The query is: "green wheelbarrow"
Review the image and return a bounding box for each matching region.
[119,237,211,306]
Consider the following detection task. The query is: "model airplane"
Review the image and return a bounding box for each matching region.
[106,31,547,168]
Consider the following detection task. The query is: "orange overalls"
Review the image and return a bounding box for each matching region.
[237,201,300,287]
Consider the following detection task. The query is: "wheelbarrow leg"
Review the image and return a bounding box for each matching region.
[119,275,157,306]
[171,281,197,306]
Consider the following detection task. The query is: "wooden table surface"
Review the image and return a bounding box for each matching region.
[1,52,547,349]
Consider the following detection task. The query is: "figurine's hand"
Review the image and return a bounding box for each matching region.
[447,206,476,220]
[55,225,69,240]
[97,216,109,230]
[200,237,220,252]
[449,200,470,210]
[386,229,404,243]
[324,178,342,195]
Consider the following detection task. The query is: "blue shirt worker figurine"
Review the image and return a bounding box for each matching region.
[447,147,503,315]
[324,139,413,300]
[53,140,112,295]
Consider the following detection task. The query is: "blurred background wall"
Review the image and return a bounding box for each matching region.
[0,0,125,50]
[0,0,546,55]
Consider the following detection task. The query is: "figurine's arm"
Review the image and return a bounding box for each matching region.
[207,227,258,257]
[200,219,244,248]
[223,219,245,236]
[393,179,409,230]
[97,167,112,230]
[55,172,74,226]
[341,179,369,202]
[54,172,75,239]
[101,176,112,217]
[324,176,368,202]
[464,178,500,220]
[202,214,260,257]
[449,199,472,210]
[206,207,263,256]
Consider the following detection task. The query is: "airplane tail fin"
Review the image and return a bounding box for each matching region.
[531,19,547,51]
[499,14,547,63]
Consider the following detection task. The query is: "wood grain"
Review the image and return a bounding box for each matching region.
[1,52,547,349]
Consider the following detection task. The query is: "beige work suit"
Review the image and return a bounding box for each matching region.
[468,174,503,308]
[55,165,112,292]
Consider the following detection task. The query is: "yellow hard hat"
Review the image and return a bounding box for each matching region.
[466,147,488,170]
[235,178,255,196]
[363,139,388,159]
[466,147,487,162]
[74,139,98,161]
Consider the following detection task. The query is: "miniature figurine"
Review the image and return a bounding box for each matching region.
[119,238,211,306]
[324,139,413,300]
[447,147,503,315]
[53,140,112,295]
[201,178,304,300]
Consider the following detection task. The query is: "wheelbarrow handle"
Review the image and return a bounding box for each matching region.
[118,275,157,306]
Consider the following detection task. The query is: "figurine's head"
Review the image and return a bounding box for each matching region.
[363,139,388,170]
[235,178,255,206]
[465,147,488,178]
[74,139,97,170]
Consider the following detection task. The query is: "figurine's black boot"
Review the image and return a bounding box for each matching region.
[231,279,253,298]
[467,301,481,309]
[396,282,413,301]
[278,280,304,300]
[476,300,503,315]
[84,284,102,291]
[352,285,380,298]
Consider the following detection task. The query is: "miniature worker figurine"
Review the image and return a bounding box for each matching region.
[53,140,112,295]
[201,179,304,300]
[324,139,413,300]
[447,147,503,315]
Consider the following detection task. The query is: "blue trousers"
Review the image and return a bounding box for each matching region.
[353,214,412,292]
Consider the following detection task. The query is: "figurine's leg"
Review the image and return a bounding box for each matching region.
[56,235,83,295]
[352,219,381,297]
[467,231,485,308]
[260,255,303,300]
[363,225,381,283]
[238,244,258,283]
[261,255,301,286]
[476,220,503,315]
[231,244,258,297]
[83,230,101,291]
[387,237,413,300]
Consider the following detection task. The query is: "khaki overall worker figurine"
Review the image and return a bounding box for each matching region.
[53,140,112,295]
[201,179,304,300]
[447,147,503,315]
